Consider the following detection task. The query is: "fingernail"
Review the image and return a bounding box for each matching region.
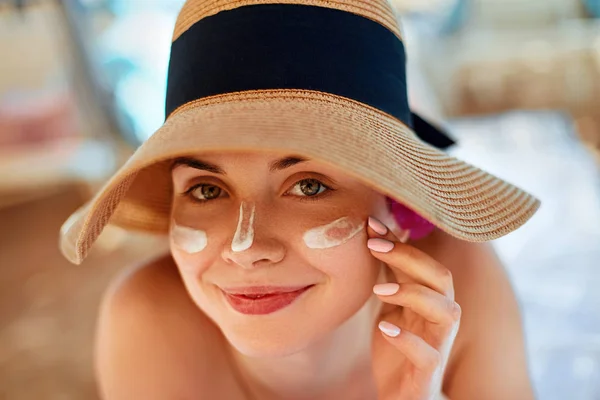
[378,321,401,337]
[368,216,388,235]
[373,283,400,295]
[367,238,394,253]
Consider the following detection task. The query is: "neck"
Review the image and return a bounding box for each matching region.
[228,293,384,400]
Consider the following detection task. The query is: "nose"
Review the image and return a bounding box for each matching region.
[221,203,286,269]
[222,236,286,269]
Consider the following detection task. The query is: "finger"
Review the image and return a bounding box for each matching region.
[367,238,454,298]
[367,217,454,298]
[367,216,410,243]
[373,283,461,326]
[378,321,442,373]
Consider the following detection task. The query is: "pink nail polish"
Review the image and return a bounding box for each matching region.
[378,321,401,337]
[367,238,394,253]
[373,283,399,295]
[368,216,388,235]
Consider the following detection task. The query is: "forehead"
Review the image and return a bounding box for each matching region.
[172,150,336,175]
[182,150,303,165]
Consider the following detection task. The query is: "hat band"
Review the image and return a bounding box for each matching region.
[165,3,411,126]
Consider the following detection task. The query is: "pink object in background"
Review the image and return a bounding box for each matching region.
[0,90,78,148]
[386,198,436,240]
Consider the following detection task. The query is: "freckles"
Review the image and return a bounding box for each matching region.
[303,217,365,249]
[170,222,208,254]
[232,202,256,252]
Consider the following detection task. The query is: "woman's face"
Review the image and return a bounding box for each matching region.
[169,151,395,357]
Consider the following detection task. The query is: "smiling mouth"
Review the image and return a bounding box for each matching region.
[221,285,315,315]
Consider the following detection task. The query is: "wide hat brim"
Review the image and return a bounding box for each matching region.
[59,89,540,264]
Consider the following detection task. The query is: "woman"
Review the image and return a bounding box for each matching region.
[59,1,540,399]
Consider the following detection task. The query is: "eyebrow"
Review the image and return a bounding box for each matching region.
[171,155,310,175]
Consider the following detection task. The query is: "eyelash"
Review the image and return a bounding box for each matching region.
[182,179,334,204]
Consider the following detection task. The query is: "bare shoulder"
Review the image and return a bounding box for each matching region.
[414,229,514,315]
[100,253,203,323]
[414,230,535,399]
[95,254,239,399]
[98,253,217,341]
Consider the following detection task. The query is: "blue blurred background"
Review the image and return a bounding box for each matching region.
[0,0,599,398]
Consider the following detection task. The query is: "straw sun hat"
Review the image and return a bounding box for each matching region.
[59,0,540,265]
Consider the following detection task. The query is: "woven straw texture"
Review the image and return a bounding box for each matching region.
[172,0,403,42]
[60,89,540,264]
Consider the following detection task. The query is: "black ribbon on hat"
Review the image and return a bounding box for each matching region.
[165,4,454,149]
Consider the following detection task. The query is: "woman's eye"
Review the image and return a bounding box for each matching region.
[289,179,329,197]
[188,184,223,201]
[184,179,330,202]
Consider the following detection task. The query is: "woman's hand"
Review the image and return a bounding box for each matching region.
[367,216,460,400]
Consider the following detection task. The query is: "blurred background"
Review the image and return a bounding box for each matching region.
[0,0,599,398]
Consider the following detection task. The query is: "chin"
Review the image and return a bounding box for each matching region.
[223,326,317,358]
[216,288,375,359]
[216,308,333,358]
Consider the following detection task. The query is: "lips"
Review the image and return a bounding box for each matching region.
[221,285,314,315]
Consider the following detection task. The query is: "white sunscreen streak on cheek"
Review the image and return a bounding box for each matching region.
[170,223,208,254]
[303,217,365,249]
[231,202,256,252]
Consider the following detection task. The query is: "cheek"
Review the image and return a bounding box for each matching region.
[297,217,382,315]
[302,217,365,249]
[169,222,214,276]
[299,218,380,286]
[299,233,380,332]
[171,224,208,253]
[169,244,220,318]
[315,240,379,282]
[169,244,213,277]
